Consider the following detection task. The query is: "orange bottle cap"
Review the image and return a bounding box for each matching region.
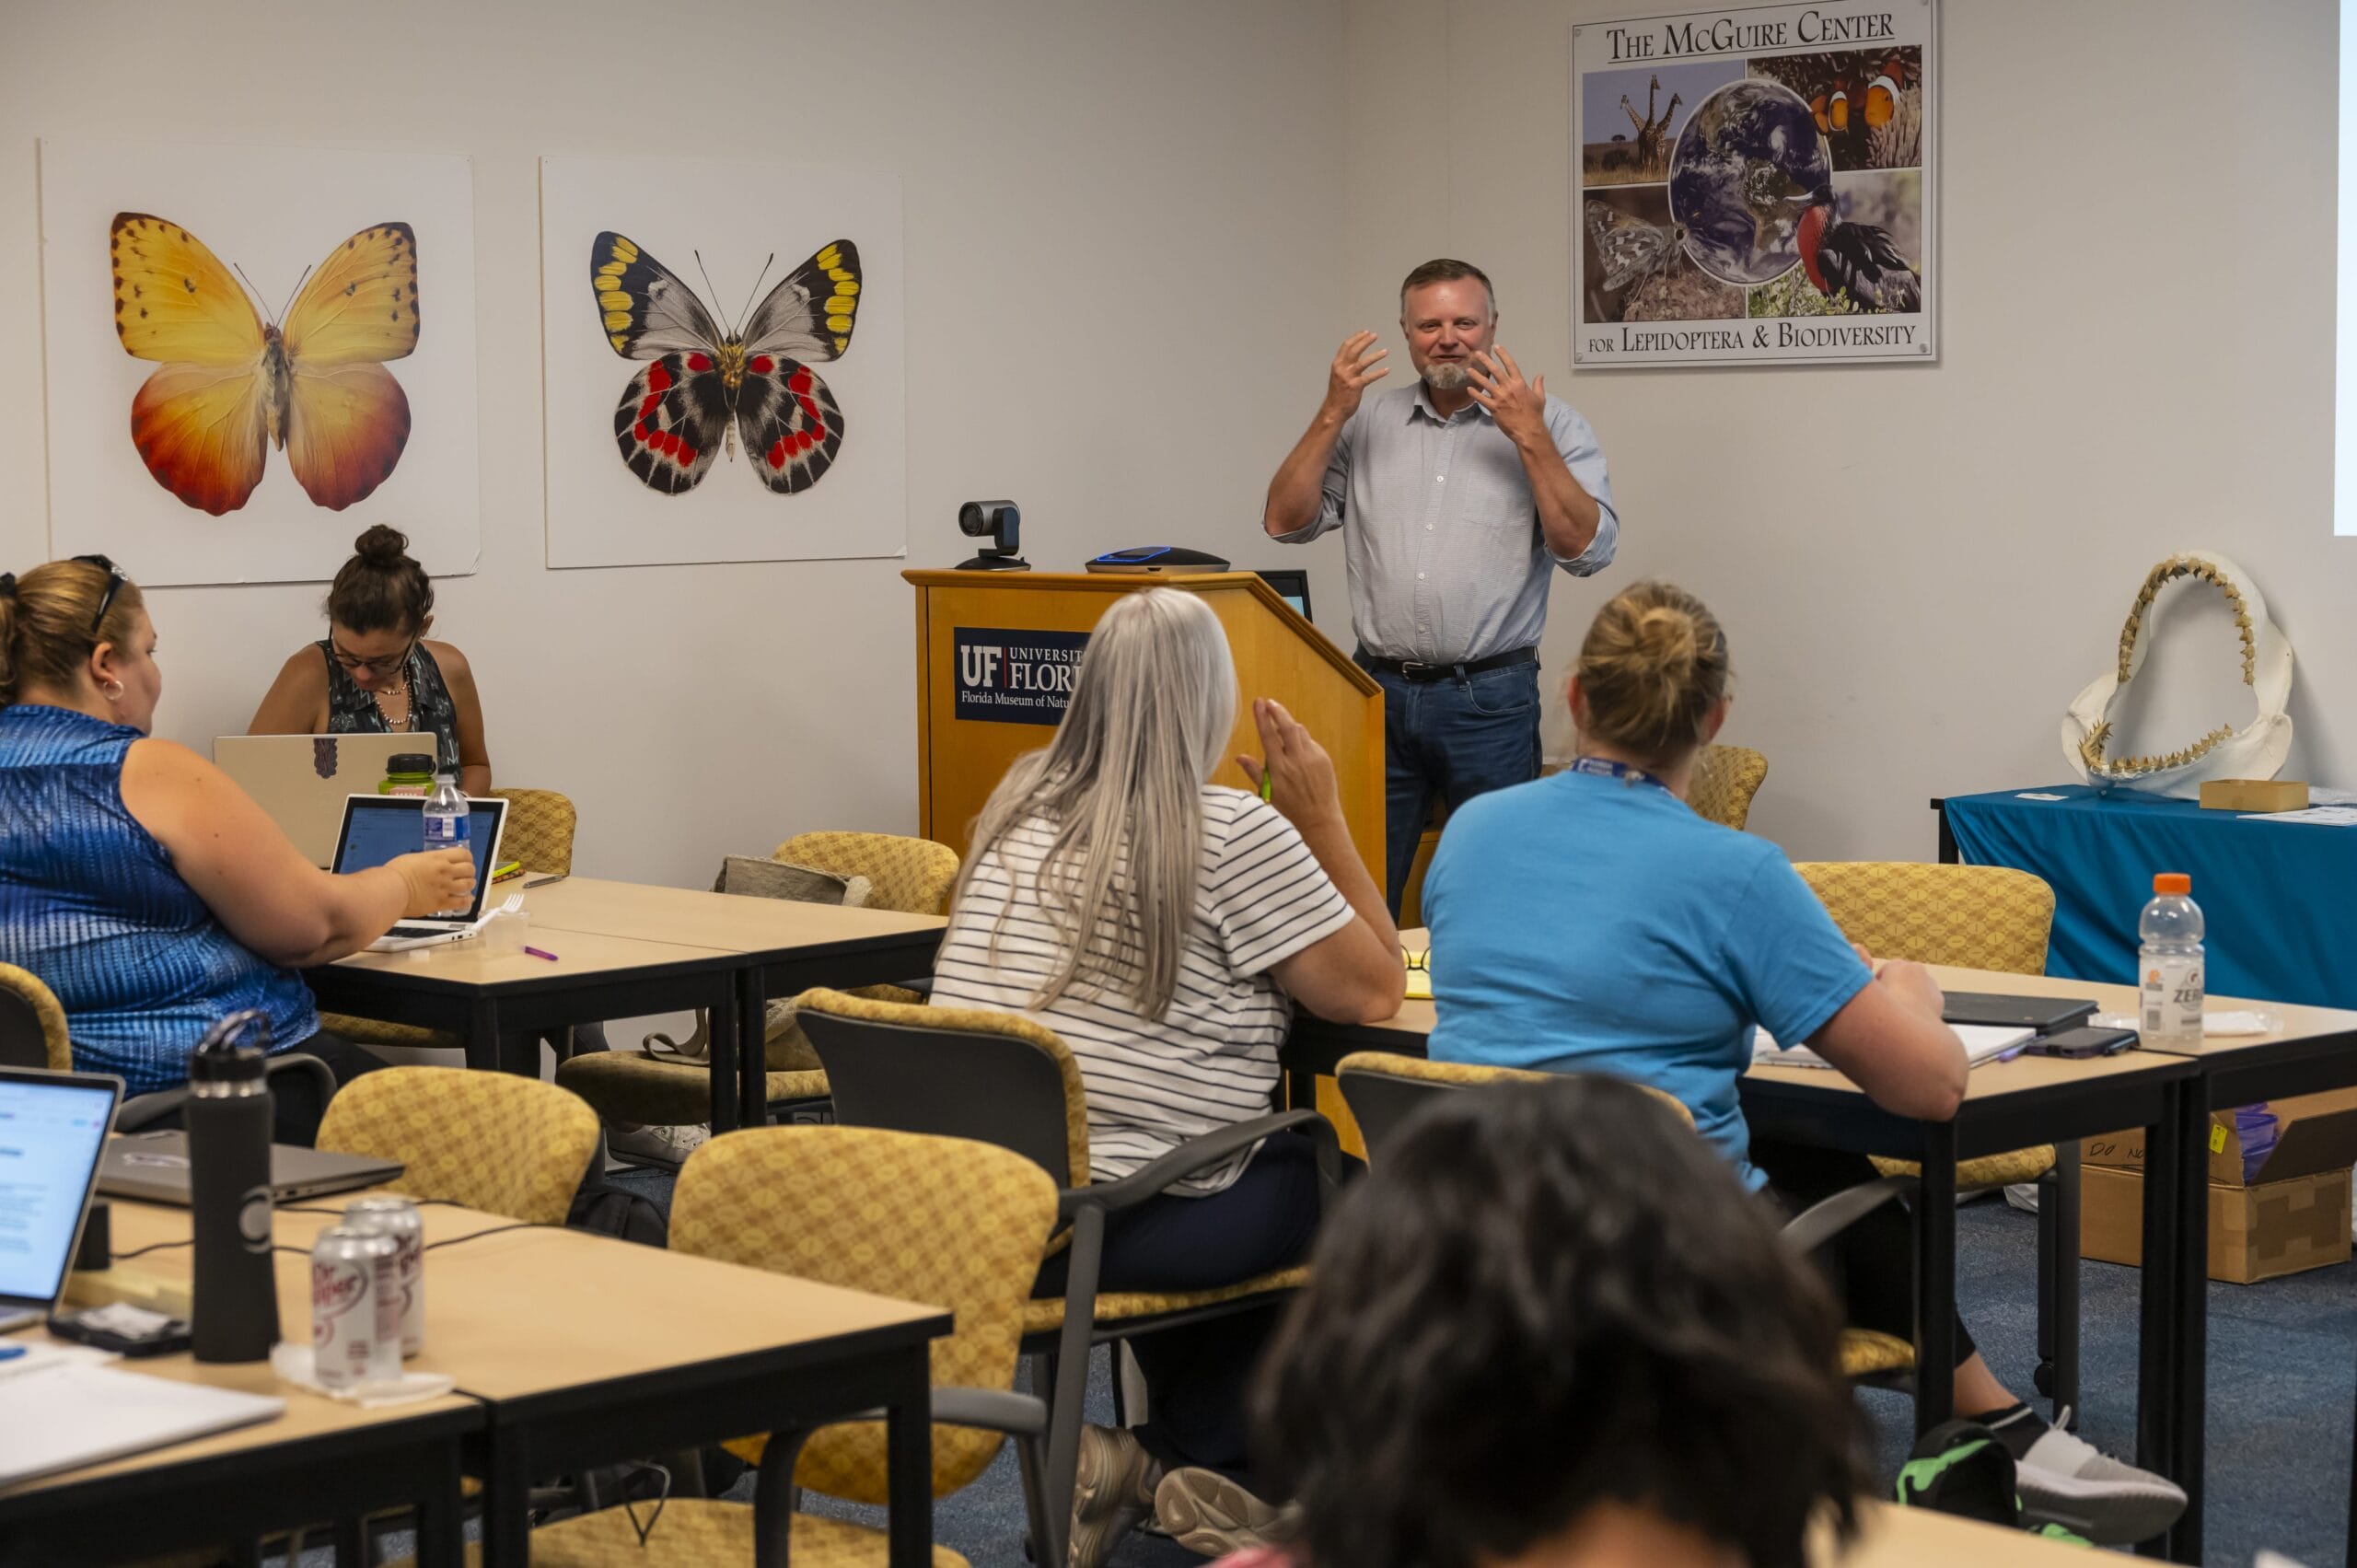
[2154,873,2191,895]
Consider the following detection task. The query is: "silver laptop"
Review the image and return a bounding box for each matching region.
[97,1131,404,1207]
[331,794,509,952]
[0,1068,124,1332]
[214,734,424,868]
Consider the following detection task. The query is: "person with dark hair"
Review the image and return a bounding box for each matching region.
[1419,580,2186,1545]
[249,524,492,793]
[1225,1075,1861,1568]
[1260,258,1619,915]
[0,557,475,1134]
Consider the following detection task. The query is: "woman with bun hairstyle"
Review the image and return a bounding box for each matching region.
[249,525,491,794]
[0,557,476,1136]
[1420,579,2186,1546]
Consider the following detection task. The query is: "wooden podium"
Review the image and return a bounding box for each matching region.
[905,570,1384,879]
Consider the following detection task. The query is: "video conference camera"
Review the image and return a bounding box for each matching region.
[955,499,1028,572]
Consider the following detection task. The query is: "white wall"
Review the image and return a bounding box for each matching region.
[11,0,2347,878]
[1341,0,2353,860]
[0,0,1352,885]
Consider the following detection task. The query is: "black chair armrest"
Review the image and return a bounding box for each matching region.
[1781,1174,1916,1254]
[114,1052,337,1134]
[930,1386,1046,1437]
[1058,1109,1337,1220]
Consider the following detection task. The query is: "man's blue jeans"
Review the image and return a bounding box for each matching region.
[1355,654,1544,916]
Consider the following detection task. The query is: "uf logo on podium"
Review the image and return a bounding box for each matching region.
[952,627,1091,726]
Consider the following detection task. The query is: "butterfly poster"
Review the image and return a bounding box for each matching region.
[39,139,480,585]
[540,157,906,568]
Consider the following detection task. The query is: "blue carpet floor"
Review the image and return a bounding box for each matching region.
[597,1170,2353,1566]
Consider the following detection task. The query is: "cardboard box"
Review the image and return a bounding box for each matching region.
[2079,1089,2357,1283]
[2197,777,2309,812]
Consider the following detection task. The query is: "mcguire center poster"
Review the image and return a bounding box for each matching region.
[1573,0,1936,367]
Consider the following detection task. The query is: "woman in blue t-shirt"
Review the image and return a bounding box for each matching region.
[1423,580,2183,1547]
[0,557,475,1135]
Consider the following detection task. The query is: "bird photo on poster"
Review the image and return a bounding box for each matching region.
[587,232,861,497]
[109,214,420,516]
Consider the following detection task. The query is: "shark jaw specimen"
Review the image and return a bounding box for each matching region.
[2061,552,2294,799]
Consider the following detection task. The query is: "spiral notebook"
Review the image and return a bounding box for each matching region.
[1753,1024,2033,1070]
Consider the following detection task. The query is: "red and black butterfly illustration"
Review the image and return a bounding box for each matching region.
[589,233,862,495]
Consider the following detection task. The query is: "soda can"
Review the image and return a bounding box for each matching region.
[343,1196,425,1356]
[310,1225,401,1389]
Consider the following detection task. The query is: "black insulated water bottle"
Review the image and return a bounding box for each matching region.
[187,1010,278,1363]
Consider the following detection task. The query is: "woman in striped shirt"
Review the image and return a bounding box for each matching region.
[930,587,1400,1567]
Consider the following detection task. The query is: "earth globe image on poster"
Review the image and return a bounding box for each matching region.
[1666,78,1832,286]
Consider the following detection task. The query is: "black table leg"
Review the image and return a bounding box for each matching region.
[414,1434,464,1568]
[2135,1085,2184,1559]
[2052,1140,2082,1420]
[707,973,742,1135]
[2165,1081,2210,1564]
[476,1423,530,1568]
[464,994,502,1073]
[737,967,769,1131]
[1914,1118,1958,1436]
[884,1345,935,1568]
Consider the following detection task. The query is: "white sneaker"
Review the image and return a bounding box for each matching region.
[2013,1417,2187,1545]
[2003,1180,2040,1214]
[1069,1423,1156,1568]
[605,1121,709,1170]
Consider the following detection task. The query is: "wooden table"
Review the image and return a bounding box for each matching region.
[1821,1500,2109,1564]
[522,877,945,1128]
[305,877,946,1132]
[1283,951,2205,1542]
[110,1194,953,1568]
[0,1339,477,1566]
[1900,966,2357,1565]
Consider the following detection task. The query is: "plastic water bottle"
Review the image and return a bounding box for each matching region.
[423,769,469,854]
[2138,873,2204,1046]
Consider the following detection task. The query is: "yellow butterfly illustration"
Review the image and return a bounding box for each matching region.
[110,214,419,515]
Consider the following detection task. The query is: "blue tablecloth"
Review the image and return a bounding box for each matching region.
[1942,785,2355,1010]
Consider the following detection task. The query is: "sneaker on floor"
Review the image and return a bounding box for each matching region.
[1070,1423,1157,1568]
[1154,1467,1292,1559]
[2012,1423,2187,1545]
[605,1121,709,1170]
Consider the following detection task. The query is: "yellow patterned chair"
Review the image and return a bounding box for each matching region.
[1335,1051,1919,1384]
[319,787,581,1058]
[0,962,70,1071]
[1791,860,2078,1410]
[315,1067,600,1224]
[557,832,956,1158]
[794,987,1341,1540]
[773,831,960,916]
[488,787,578,876]
[1688,743,1770,830]
[512,1124,1062,1567]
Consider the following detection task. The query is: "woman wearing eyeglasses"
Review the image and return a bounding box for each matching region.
[0,557,476,1138]
[248,525,492,794]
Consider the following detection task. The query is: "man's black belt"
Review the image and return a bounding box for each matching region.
[1354,646,1538,682]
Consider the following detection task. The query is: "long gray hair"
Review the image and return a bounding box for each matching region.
[955,588,1239,1019]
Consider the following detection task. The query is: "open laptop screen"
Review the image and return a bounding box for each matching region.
[331,796,504,922]
[0,1070,121,1310]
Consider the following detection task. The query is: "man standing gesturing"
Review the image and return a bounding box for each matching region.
[1264,259,1620,915]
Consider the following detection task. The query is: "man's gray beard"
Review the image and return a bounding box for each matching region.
[1422,361,1469,390]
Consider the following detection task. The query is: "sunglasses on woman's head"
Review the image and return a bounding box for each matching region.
[71,553,126,640]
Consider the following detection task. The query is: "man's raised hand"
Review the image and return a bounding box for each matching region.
[1324,331,1389,421]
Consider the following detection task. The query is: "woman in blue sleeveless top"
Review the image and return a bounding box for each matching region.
[247,526,493,794]
[0,558,477,1135]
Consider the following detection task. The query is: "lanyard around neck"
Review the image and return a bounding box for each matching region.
[1568,755,1671,793]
